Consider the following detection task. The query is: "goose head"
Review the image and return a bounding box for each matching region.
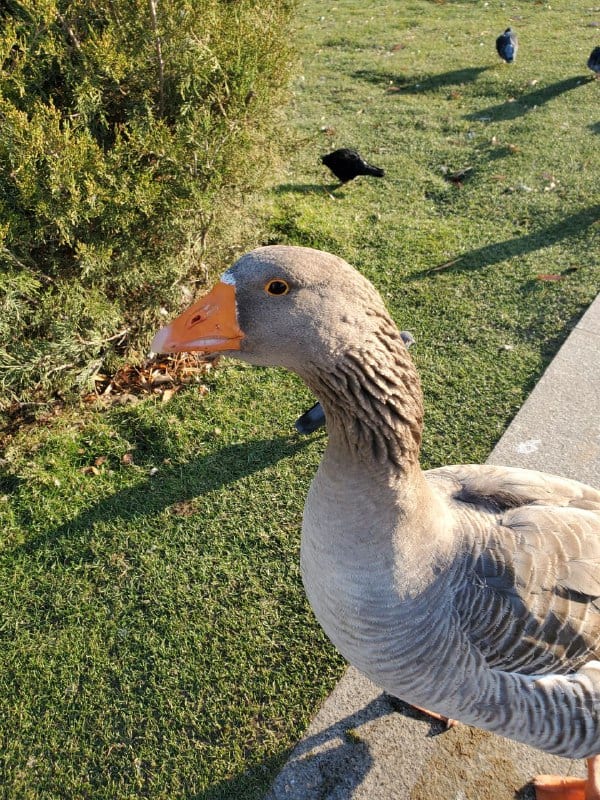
[152,245,422,468]
[153,246,400,370]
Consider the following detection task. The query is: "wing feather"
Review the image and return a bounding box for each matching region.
[428,465,600,675]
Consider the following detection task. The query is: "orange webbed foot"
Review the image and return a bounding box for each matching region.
[410,703,459,729]
[534,775,586,800]
[385,695,459,729]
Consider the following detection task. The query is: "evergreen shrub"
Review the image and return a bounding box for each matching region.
[0,0,295,412]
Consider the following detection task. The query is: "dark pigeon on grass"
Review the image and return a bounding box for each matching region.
[588,46,600,78]
[295,331,415,435]
[322,148,385,184]
[496,27,518,63]
[294,402,326,436]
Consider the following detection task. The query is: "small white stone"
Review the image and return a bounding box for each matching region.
[516,439,541,455]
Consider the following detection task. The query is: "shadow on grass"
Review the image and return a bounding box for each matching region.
[14,434,312,559]
[273,182,342,195]
[413,205,600,278]
[483,145,517,162]
[352,66,489,93]
[199,690,541,799]
[198,696,389,800]
[464,76,590,122]
[590,121,600,135]
[196,751,293,800]
[203,691,490,800]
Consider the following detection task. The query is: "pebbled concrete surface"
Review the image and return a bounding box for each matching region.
[489,297,600,487]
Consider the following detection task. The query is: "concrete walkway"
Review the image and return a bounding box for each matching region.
[265,296,600,800]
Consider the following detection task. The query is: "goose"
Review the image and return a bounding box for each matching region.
[496,27,518,63]
[151,245,600,800]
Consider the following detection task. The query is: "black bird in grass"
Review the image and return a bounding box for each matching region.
[496,27,518,63]
[321,148,385,184]
[294,402,327,436]
[588,46,600,78]
[295,331,415,435]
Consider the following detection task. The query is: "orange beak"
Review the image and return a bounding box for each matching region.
[151,280,244,355]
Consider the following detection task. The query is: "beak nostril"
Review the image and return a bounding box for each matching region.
[152,280,241,354]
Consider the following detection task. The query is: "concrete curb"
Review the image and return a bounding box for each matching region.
[265,295,600,800]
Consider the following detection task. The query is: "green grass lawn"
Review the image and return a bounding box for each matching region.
[1,1,599,798]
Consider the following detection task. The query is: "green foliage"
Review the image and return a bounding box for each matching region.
[0,0,295,409]
[1,1,600,799]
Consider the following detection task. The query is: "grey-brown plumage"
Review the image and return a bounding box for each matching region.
[295,331,415,435]
[152,245,600,787]
[321,148,385,183]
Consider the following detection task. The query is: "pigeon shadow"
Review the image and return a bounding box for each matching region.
[483,145,516,162]
[352,66,490,93]
[10,433,310,562]
[273,182,342,195]
[465,76,589,122]
[589,121,600,135]
[413,205,600,278]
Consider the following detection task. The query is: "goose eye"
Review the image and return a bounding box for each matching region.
[265,279,290,296]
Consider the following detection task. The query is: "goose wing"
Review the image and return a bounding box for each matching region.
[430,465,600,675]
